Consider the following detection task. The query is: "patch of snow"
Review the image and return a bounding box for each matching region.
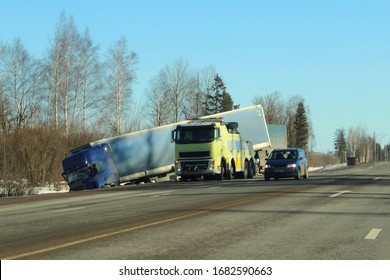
[37,182,69,194]
[309,163,346,172]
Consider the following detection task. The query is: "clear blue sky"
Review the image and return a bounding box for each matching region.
[1,0,389,152]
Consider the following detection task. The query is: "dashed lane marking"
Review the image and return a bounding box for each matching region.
[365,228,382,240]
[329,190,352,198]
[53,207,86,213]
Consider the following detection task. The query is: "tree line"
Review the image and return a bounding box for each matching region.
[1,13,237,137]
[334,126,388,163]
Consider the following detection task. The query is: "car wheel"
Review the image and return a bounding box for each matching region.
[295,169,300,180]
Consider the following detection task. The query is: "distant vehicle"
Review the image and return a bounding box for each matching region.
[264,148,309,180]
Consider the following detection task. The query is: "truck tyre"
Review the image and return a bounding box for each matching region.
[248,160,255,179]
[181,176,188,181]
[226,168,232,180]
[243,161,248,179]
[203,175,213,181]
[218,162,225,180]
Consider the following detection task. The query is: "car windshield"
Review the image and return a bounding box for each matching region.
[269,150,297,160]
[175,126,215,144]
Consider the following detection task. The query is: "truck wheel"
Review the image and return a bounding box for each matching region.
[248,160,255,178]
[226,169,232,180]
[218,163,225,180]
[243,161,248,179]
[181,176,188,182]
[203,175,213,181]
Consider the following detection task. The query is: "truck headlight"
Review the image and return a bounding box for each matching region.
[287,163,296,168]
[209,159,215,170]
[175,160,181,172]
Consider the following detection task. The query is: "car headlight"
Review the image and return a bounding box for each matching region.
[287,163,297,168]
[265,164,272,169]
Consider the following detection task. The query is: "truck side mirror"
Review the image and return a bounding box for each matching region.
[171,130,176,143]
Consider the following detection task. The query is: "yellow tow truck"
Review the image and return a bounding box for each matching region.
[172,118,256,181]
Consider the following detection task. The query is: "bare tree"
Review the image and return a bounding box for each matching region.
[45,12,80,134]
[347,124,372,162]
[0,87,11,133]
[60,15,78,134]
[124,100,143,132]
[73,29,102,131]
[105,36,137,135]
[163,58,195,122]
[145,70,171,127]
[252,91,285,124]
[189,65,216,118]
[0,42,11,132]
[0,39,42,129]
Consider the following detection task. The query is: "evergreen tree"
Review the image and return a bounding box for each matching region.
[294,102,309,149]
[203,74,227,115]
[334,128,347,163]
[221,91,233,112]
[286,113,296,147]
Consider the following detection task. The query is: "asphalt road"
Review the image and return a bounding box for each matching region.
[1,162,389,260]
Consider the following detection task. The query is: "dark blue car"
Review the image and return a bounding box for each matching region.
[264,148,309,180]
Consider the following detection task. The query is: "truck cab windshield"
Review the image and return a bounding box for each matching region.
[175,126,215,144]
[62,165,92,184]
[63,161,104,183]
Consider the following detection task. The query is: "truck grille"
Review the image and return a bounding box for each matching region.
[182,161,208,171]
[179,151,210,158]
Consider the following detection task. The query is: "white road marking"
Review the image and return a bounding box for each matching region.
[365,228,382,240]
[329,190,352,198]
[53,207,85,213]
[374,177,381,181]
[149,190,175,197]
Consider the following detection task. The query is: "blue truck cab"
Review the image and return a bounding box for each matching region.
[62,144,120,191]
